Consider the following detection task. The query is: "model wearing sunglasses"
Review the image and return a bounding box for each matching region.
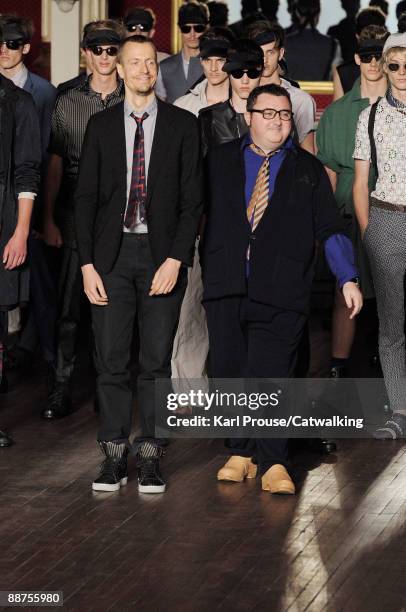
[89,45,119,57]
[127,23,152,33]
[387,62,406,72]
[248,108,293,121]
[0,40,25,50]
[180,25,206,34]
[230,68,263,79]
[359,53,382,63]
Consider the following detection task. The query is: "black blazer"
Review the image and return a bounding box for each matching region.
[201,138,347,314]
[74,99,203,274]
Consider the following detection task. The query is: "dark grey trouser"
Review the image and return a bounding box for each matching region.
[364,204,406,416]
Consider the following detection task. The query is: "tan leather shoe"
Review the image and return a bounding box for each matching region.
[261,464,295,495]
[217,456,257,482]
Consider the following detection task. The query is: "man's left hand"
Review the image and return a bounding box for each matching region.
[149,258,182,295]
[342,282,363,319]
[3,229,28,270]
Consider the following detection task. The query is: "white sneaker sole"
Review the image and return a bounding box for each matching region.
[92,477,128,492]
[138,483,166,494]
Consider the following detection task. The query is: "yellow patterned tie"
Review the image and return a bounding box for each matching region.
[246,143,276,231]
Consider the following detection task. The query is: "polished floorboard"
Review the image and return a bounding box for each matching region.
[1,307,405,612]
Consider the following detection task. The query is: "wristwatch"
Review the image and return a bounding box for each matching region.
[348,277,360,286]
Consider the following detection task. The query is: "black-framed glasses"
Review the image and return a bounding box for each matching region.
[230,68,262,79]
[359,53,382,63]
[128,23,152,33]
[180,24,206,34]
[387,62,406,72]
[0,39,24,50]
[89,45,119,56]
[249,108,293,121]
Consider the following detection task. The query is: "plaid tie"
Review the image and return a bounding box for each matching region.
[124,112,149,230]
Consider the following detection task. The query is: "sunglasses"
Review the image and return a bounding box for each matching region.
[359,53,382,63]
[0,40,24,50]
[180,24,206,34]
[387,62,406,72]
[89,45,119,56]
[128,23,152,33]
[249,108,293,121]
[230,68,262,79]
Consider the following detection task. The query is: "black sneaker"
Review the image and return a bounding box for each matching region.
[136,442,166,494]
[92,441,129,492]
[374,413,406,440]
[42,381,72,419]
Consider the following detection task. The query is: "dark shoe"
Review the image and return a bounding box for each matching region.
[374,413,406,440]
[307,438,337,454]
[42,381,72,419]
[0,429,13,447]
[92,441,129,492]
[329,365,348,378]
[136,442,166,494]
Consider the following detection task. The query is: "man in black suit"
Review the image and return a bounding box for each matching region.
[202,83,362,494]
[75,36,203,494]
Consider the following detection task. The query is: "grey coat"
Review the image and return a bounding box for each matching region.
[158,53,203,104]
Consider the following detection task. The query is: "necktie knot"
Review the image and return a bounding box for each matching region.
[131,111,149,125]
[249,142,279,160]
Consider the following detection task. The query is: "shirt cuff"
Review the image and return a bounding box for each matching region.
[325,233,358,289]
[18,192,36,200]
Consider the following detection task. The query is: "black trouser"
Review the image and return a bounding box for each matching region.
[92,234,187,444]
[54,245,83,383]
[204,296,307,474]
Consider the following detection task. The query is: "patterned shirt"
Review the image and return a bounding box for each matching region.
[49,75,124,202]
[353,96,406,207]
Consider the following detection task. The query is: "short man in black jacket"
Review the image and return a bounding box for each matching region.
[202,84,362,494]
[75,36,203,493]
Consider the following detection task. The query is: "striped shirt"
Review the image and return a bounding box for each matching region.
[49,75,124,203]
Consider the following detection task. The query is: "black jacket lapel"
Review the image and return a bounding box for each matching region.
[146,100,175,205]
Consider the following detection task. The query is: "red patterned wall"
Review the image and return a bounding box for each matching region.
[108,0,173,54]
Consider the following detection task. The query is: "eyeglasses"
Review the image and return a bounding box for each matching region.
[249,108,293,121]
[359,53,382,63]
[0,40,24,50]
[387,62,406,72]
[128,23,152,33]
[230,68,262,79]
[180,24,206,34]
[88,46,119,56]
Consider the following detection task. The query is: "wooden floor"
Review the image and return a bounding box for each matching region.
[1,308,406,612]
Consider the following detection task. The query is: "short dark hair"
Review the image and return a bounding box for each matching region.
[246,20,284,49]
[117,34,157,63]
[369,0,389,16]
[358,24,388,43]
[199,26,235,46]
[356,7,386,34]
[246,83,292,111]
[397,0,406,19]
[0,14,34,43]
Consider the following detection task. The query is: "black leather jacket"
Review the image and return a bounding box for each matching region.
[198,100,249,156]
